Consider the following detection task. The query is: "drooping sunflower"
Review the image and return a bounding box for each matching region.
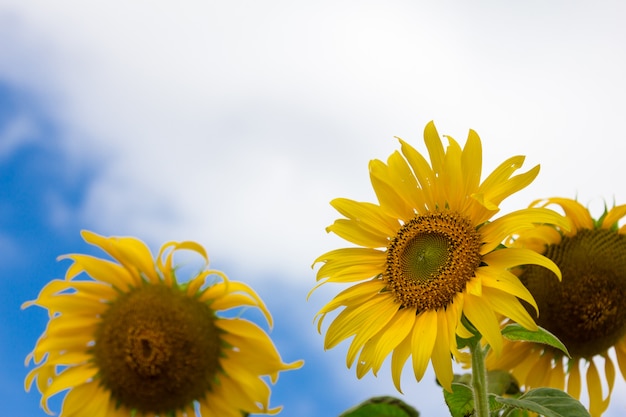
[486,198,626,417]
[312,121,569,392]
[24,230,302,417]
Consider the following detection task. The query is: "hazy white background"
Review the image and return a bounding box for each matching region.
[1,1,626,416]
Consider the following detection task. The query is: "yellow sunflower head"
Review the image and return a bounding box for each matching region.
[24,230,303,417]
[487,197,626,417]
[312,121,568,392]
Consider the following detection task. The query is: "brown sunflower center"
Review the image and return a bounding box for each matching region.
[93,284,221,413]
[384,211,482,311]
[520,228,626,358]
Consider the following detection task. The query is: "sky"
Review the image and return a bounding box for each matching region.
[1,1,626,416]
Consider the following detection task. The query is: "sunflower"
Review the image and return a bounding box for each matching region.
[486,198,626,417]
[24,230,302,417]
[312,121,569,392]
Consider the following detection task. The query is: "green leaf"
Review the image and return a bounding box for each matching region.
[338,396,419,417]
[501,324,570,358]
[443,383,504,417]
[487,370,520,396]
[496,387,591,417]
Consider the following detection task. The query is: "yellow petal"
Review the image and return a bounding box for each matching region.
[587,359,609,417]
[463,293,502,355]
[398,138,436,209]
[369,158,418,221]
[482,288,537,331]
[43,365,97,409]
[331,197,400,237]
[440,135,464,209]
[346,299,400,367]
[324,295,393,349]
[614,338,626,379]
[357,307,416,377]
[532,198,593,232]
[431,309,454,391]
[485,165,540,208]
[482,247,561,281]
[477,267,538,314]
[602,204,626,230]
[461,129,482,198]
[567,359,582,399]
[60,254,136,290]
[326,218,389,248]
[391,332,413,392]
[479,208,570,254]
[410,309,438,382]
[423,121,445,176]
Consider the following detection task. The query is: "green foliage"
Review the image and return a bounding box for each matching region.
[501,324,570,358]
[338,396,420,417]
[496,387,591,417]
[443,381,508,417]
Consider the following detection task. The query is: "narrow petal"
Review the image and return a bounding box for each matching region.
[567,359,582,399]
[391,332,413,392]
[430,309,454,391]
[60,254,136,290]
[440,136,464,209]
[326,218,389,248]
[357,307,416,377]
[477,267,538,314]
[485,165,540,207]
[482,287,537,331]
[614,338,626,378]
[346,299,400,367]
[587,359,609,417]
[331,197,400,237]
[482,247,561,281]
[325,295,395,349]
[423,121,445,176]
[461,129,482,197]
[479,208,570,254]
[43,365,97,408]
[369,158,418,221]
[463,293,502,355]
[398,138,436,209]
[601,204,626,230]
[410,309,438,382]
[533,198,593,232]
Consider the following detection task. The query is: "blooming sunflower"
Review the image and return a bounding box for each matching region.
[486,198,626,417]
[24,230,302,417]
[312,121,569,392]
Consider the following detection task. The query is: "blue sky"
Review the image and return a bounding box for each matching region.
[2,1,626,416]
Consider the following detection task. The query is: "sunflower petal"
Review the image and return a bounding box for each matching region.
[410,309,438,382]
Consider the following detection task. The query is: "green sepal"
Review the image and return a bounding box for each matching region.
[501,324,570,358]
[338,396,419,417]
[495,387,591,417]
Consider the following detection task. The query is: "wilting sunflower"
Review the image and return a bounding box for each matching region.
[312,121,569,392]
[486,198,626,417]
[24,230,302,417]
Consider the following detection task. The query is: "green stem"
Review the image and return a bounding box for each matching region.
[469,339,490,417]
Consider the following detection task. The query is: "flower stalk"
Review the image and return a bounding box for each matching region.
[469,337,490,417]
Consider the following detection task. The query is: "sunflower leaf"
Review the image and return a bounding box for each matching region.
[338,396,419,417]
[501,323,570,358]
[443,383,503,417]
[495,387,591,417]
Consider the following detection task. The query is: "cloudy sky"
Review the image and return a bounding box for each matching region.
[2,1,626,416]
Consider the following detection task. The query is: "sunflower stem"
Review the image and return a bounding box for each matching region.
[469,339,490,417]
